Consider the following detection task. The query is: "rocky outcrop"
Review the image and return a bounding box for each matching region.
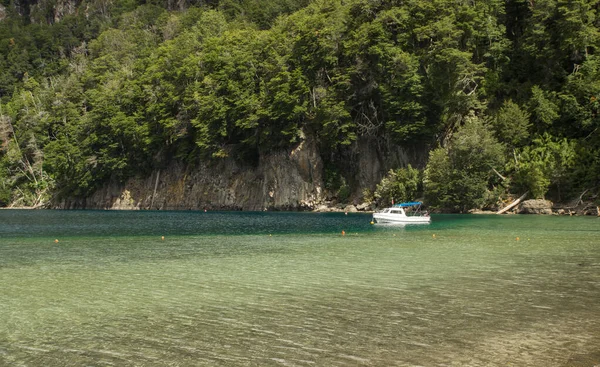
[352,136,427,198]
[57,138,326,211]
[3,0,82,23]
[519,199,553,215]
[55,135,426,211]
[51,0,79,23]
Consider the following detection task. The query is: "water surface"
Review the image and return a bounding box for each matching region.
[1,210,599,366]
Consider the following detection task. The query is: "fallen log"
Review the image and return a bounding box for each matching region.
[497,192,528,214]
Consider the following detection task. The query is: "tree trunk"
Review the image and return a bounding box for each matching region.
[497,192,528,214]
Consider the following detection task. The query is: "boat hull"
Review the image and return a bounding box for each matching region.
[372,213,431,224]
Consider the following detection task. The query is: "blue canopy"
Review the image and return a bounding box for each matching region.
[393,201,423,207]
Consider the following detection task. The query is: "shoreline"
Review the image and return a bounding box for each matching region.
[2,203,599,216]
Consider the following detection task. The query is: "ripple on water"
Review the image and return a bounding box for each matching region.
[1,213,599,366]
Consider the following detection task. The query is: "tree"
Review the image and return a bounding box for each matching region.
[493,99,531,148]
[424,112,505,212]
[0,91,53,207]
[528,85,559,132]
[509,133,578,200]
[374,165,422,206]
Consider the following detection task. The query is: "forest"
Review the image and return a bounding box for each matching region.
[0,0,599,212]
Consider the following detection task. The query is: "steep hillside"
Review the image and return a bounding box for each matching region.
[1,0,599,212]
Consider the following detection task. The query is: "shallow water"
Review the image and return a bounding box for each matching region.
[1,210,599,366]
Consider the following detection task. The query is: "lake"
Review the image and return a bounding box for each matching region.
[1,210,599,366]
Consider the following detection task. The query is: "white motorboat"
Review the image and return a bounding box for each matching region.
[372,201,431,224]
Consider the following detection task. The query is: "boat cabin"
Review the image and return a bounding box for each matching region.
[381,208,407,216]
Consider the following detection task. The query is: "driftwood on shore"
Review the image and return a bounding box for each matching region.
[497,192,528,214]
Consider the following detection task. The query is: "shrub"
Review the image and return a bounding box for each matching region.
[374,165,421,206]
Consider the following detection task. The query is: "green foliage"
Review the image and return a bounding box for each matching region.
[493,100,531,148]
[342,10,425,142]
[528,86,559,132]
[0,95,54,207]
[557,55,600,137]
[0,169,12,206]
[424,113,505,212]
[323,166,350,202]
[1,0,600,208]
[374,165,421,206]
[337,181,351,203]
[509,133,578,199]
[362,188,374,203]
[219,0,311,29]
[422,148,451,209]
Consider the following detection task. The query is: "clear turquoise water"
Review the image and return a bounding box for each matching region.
[1,210,599,366]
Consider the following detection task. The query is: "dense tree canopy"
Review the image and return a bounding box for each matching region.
[0,0,599,210]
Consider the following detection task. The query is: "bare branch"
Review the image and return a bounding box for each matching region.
[489,165,506,181]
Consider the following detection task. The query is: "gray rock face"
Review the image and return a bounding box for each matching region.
[50,0,78,23]
[55,136,423,211]
[520,199,554,214]
[58,138,326,211]
[353,137,427,197]
[10,0,81,22]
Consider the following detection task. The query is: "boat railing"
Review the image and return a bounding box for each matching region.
[376,202,429,216]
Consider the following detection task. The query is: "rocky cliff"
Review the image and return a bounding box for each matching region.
[56,137,426,211]
[3,0,81,23]
[58,137,323,210]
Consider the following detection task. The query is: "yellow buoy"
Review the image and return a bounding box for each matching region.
[161,236,165,240]
[432,234,436,238]
[516,237,520,241]
[54,239,59,243]
[370,221,374,225]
